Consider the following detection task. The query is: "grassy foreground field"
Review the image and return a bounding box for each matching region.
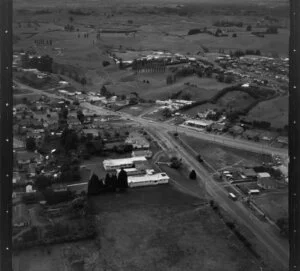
[14,186,262,271]
[247,95,288,129]
[91,186,261,271]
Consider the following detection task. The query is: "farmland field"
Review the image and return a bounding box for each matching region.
[253,190,288,222]
[13,186,262,271]
[179,134,272,170]
[247,95,288,128]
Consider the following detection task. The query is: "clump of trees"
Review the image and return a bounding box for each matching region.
[189,170,196,179]
[187,28,202,35]
[266,26,278,34]
[161,108,172,118]
[102,61,110,67]
[276,217,288,237]
[64,24,75,32]
[213,20,243,27]
[100,85,114,98]
[26,137,36,151]
[170,156,182,169]
[229,49,261,58]
[88,169,128,195]
[21,53,53,73]
[60,128,79,152]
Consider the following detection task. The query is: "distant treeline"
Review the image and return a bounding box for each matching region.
[213,20,244,28]
[68,9,93,16]
[179,84,277,120]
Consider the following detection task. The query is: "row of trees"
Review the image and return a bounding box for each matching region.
[229,49,261,58]
[132,60,166,73]
[216,73,234,84]
[213,20,244,28]
[88,170,128,195]
[34,39,53,46]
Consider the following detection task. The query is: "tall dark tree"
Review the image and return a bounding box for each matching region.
[88,174,104,195]
[26,137,36,151]
[77,110,85,123]
[117,168,128,191]
[189,170,197,180]
[80,77,87,86]
[35,175,52,191]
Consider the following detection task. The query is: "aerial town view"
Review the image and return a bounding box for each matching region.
[11,0,289,270]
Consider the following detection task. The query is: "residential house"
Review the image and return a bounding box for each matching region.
[184,119,213,129]
[125,132,150,149]
[132,150,153,159]
[128,172,169,188]
[242,168,257,181]
[103,156,147,171]
[243,130,260,140]
[257,172,277,189]
[211,122,226,133]
[276,136,288,145]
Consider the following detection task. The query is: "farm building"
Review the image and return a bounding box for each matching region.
[125,132,150,149]
[211,122,226,132]
[257,172,277,189]
[132,150,153,159]
[184,119,213,129]
[229,125,244,135]
[243,130,259,140]
[242,168,257,180]
[128,172,169,188]
[116,168,146,177]
[103,156,147,171]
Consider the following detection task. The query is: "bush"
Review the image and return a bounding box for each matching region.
[188,29,201,35]
[189,170,196,180]
[102,61,110,67]
[26,137,36,151]
[170,157,182,169]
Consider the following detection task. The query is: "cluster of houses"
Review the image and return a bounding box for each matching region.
[181,108,288,146]
[221,162,288,196]
[215,54,288,90]
[155,99,194,113]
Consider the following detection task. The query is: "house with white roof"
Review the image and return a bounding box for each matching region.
[128,172,169,188]
[103,156,147,171]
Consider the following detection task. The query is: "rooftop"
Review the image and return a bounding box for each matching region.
[128,172,169,184]
[103,156,147,168]
[257,172,271,178]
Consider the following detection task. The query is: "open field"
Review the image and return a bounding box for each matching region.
[217,91,256,111]
[247,95,288,128]
[13,186,263,271]
[253,190,288,222]
[90,185,261,271]
[119,103,155,116]
[179,134,272,170]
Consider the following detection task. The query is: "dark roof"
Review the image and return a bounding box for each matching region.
[243,168,257,177]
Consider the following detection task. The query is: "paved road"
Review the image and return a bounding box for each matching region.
[148,126,289,270]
